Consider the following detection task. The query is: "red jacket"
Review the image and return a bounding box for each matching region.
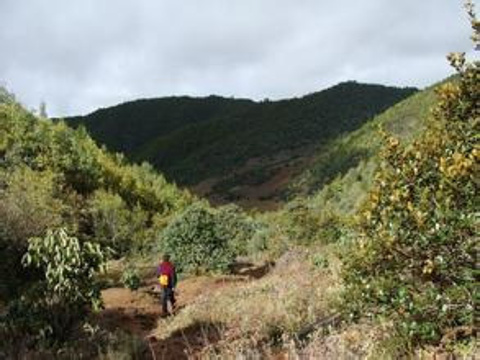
[157,261,177,288]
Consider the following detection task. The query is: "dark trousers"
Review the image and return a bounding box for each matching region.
[161,287,176,314]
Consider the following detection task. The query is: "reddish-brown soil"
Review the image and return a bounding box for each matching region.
[97,269,264,359]
[99,276,243,333]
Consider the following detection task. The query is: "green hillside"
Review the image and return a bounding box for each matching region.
[66,82,416,188]
[288,79,441,210]
[67,96,256,156]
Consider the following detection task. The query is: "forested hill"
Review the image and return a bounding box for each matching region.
[65,82,416,191]
[67,95,256,157]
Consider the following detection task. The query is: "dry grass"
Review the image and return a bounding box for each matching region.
[151,246,342,357]
[294,321,393,359]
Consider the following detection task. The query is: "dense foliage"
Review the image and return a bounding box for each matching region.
[0,100,193,302]
[121,267,141,291]
[342,14,478,346]
[160,203,261,273]
[3,228,106,347]
[24,228,106,310]
[67,82,416,186]
[0,91,268,357]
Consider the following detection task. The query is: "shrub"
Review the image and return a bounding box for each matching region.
[0,167,65,300]
[215,204,263,256]
[88,190,148,256]
[342,8,478,347]
[0,167,64,246]
[7,228,107,342]
[121,268,141,291]
[160,203,236,273]
[282,200,322,245]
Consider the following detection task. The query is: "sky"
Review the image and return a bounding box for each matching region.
[0,0,477,117]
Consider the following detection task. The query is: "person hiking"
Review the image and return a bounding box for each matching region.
[156,254,177,315]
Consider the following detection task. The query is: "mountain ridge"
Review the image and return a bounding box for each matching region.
[65,81,417,208]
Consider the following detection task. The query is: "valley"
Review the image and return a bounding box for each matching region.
[1,3,478,358]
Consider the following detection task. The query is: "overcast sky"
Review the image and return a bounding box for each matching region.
[0,0,477,117]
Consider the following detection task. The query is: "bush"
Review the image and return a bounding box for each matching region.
[121,268,141,291]
[279,200,345,246]
[0,167,65,300]
[0,167,64,246]
[6,228,107,343]
[215,204,263,256]
[160,203,236,273]
[88,190,148,256]
[342,11,478,347]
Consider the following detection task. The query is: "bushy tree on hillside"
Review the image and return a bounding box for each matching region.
[161,203,239,273]
[0,167,64,246]
[215,204,264,255]
[0,167,65,300]
[342,4,478,346]
[4,229,106,344]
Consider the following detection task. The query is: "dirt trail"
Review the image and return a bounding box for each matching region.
[99,277,238,335]
[98,265,269,359]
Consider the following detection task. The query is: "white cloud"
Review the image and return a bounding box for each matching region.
[0,0,476,116]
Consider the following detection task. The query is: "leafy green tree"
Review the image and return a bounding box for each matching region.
[12,228,107,342]
[215,204,262,255]
[0,167,64,246]
[342,5,478,346]
[160,203,236,273]
[0,86,15,104]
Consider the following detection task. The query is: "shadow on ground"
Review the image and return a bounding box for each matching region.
[99,308,160,337]
[149,321,223,360]
[230,260,275,279]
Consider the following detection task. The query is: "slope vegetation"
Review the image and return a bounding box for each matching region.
[288,79,442,215]
[66,82,416,207]
[0,97,193,302]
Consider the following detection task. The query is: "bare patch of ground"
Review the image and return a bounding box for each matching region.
[97,262,271,359]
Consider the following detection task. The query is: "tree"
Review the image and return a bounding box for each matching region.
[88,189,148,255]
[342,2,479,346]
[160,203,236,274]
[11,228,107,342]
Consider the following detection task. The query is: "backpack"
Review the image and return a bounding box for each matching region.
[159,274,169,287]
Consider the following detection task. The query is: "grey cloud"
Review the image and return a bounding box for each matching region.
[0,0,476,117]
